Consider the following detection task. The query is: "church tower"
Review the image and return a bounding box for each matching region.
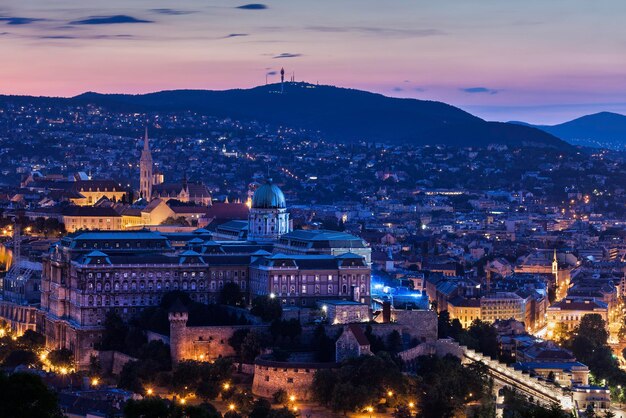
[248,179,292,242]
[140,127,153,201]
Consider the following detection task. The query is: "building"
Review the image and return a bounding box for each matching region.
[335,324,372,362]
[61,206,123,232]
[318,300,370,324]
[480,292,526,324]
[69,180,127,206]
[275,229,371,264]
[447,296,481,328]
[40,230,251,367]
[547,297,609,334]
[571,386,611,412]
[247,180,292,242]
[249,253,371,308]
[252,357,335,401]
[513,362,589,388]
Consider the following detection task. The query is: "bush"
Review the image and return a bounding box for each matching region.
[272,389,288,405]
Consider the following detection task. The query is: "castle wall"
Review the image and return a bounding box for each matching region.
[252,359,335,401]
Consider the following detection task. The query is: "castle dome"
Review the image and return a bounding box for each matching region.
[252,180,286,209]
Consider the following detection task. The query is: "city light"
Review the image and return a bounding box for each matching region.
[146,388,153,396]
[223,383,230,390]
[289,395,296,402]
[91,377,99,386]
[229,404,236,411]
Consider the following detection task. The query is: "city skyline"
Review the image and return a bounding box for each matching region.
[1,0,625,124]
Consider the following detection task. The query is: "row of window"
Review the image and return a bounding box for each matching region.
[84,279,245,292]
[271,284,367,295]
[271,274,368,282]
[85,270,245,279]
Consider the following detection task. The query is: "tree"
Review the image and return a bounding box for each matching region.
[220,282,243,306]
[0,372,64,418]
[312,325,336,362]
[392,405,414,418]
[585,404,596,418]
[48,348,74,370]
[2,349,38,368]
[251,296,282,322]
[16,330,45,350]
[387,330,403,353]
[311,369,337,405]
[268,407,298,418]
[88,354,101,377]
[98,310,128,352]
[241,331,265,363]
[273,389,288,405]
[123,398,169,418]
[161,216,190,226]
[249,398,272,418]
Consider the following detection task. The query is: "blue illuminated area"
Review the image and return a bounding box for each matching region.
[370,272,428,310]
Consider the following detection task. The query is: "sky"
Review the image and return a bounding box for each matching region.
[1,0,625,124]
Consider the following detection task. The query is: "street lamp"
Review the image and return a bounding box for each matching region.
[270,293,276,299]
[91,377,99,387]
[229,404,236,411]
[366,406,373,418]
[146,388,153,396]
[289,395,296,403]
[223,383,230,390]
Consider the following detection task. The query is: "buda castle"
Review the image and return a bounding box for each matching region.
[30,130,372,367]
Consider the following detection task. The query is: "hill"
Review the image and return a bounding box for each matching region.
[512,112,626,149]
[4,83,568,148]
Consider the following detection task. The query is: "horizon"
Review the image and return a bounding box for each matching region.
[2,1,626,124]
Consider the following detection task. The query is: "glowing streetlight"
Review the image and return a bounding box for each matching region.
[91,377,99,387]
[60,367,68,375]
[366,406,373,418]
[408,402,415,408]
[289,395,296,402]
[269,293,276,299]
[223,383,230,390]
[229,404,236,411]
[387,390,393,397]
[146,388,153,396]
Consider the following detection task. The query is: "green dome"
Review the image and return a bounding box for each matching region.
[252,181,286,209]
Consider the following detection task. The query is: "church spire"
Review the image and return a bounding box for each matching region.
[140,127,153,201]
[143,126,150,151]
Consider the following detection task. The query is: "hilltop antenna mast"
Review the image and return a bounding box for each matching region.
[280,68,285,93]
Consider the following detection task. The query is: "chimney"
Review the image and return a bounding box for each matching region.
[382,301,391,323]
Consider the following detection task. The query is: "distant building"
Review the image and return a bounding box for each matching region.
[547,297,608,334]
[335,324,372,362]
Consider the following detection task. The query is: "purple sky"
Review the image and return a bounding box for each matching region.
[1,0,625,124]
